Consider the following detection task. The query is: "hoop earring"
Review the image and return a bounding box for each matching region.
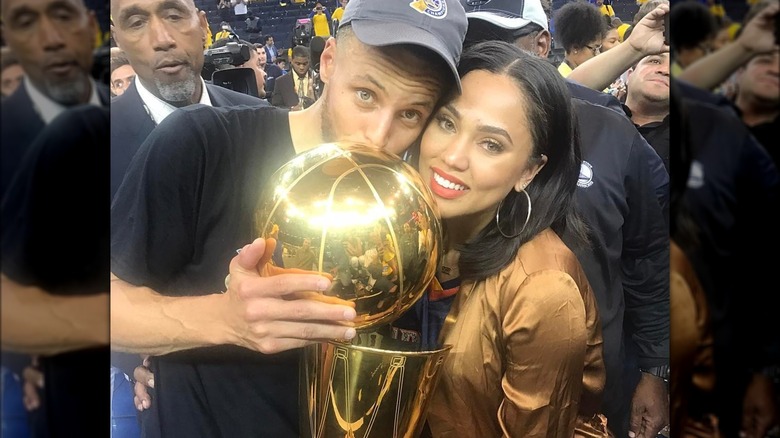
[496,189,532,239]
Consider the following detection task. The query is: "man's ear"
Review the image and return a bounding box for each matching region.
[110,25,121,49]
[88,10,99,43]
[198,10,209,42]
[319,37,338,84]
[536,30,552,58]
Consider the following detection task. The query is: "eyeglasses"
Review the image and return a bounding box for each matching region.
[584,44,602,55]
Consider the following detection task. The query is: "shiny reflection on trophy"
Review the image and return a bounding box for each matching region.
[254,143,450,438]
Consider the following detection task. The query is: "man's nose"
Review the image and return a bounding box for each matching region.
[363,113,393,149]
[39,21,66,51]
[149,18,177,50]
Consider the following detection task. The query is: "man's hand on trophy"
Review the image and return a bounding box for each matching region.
[133,355,154,412]
[224,237,357,354]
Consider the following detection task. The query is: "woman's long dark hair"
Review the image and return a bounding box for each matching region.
[452,41,588,281]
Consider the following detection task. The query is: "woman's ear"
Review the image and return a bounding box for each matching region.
[514,154,547,192]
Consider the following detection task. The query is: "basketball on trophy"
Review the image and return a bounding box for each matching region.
[254,142,442,331]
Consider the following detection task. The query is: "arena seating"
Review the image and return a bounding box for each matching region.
[199,0,318,51]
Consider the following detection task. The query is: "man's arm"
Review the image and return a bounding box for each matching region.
[623,133,670,438]
[677,2,779,91]
[1,106,110,356]
[1,274,108,356]
[111,238,357,356]
[568,4,669,91]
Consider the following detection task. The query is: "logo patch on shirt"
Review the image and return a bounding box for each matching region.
[391,327,420,344]
[577,161,594,188]
[687,160,705,189]
[409,0,447,18]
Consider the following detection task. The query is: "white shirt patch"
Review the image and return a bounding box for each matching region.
[577,161,594,188]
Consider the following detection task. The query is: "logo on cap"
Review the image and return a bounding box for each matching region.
[409,0,448,18]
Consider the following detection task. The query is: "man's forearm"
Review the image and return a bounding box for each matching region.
[568,42,644,91]
[677,42,754,91]
[1,273,109,356]
[110,273,231,356]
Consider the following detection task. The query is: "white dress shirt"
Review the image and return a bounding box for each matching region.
[24,77,103,125]
[134,76,213,126]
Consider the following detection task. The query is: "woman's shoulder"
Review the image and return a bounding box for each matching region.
[488,229,589,299]
[513,229,582,274]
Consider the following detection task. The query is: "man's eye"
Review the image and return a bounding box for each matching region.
[357,90,372,102]
[14,14,36,28]
[401,110,421,123]
[126,17,145,28]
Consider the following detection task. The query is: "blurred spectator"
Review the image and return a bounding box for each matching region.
[233,0,248,19]
[275,55,288,73]
[669,1,717,75]
[309,2,332,37]
[264,34,278,62]
[255,43,284,99]
[218,0,232,22]
[290,238,316,270]
[553,0,607,76]
[109,54,135,97]
[245,13,261,33]
[602,15,621,52]
[712,15,734,52]
[214,21,236,41]
[706,0,727,19]
[731,48,779,165]
[598,0,615,17]
[618,22,632,42]
[676,0,779,165]
[272,45,314,109]
[332,0,348,29]
[1,47,24,99]
[1,0,109,199]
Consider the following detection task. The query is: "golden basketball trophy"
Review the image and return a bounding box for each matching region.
[254,143,450,438]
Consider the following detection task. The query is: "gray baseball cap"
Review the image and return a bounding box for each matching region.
[339,0,468,91]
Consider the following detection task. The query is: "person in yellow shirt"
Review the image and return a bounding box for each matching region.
[332,0,348,27]
[309,2,332,37]
[598,0,615,16]
[214,21,235,41]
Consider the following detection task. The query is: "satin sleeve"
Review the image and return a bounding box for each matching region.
[497,270,589,438]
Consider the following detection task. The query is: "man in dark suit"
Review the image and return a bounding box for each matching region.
[110,0,268,198]
[272,45,316,110]
[0,0,109,199]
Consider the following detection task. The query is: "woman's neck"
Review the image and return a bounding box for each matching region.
[442,210,493,251]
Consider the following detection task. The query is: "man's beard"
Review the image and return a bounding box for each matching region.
[320,93,336,143]
[45,74,90,106]
[155,68,198,103]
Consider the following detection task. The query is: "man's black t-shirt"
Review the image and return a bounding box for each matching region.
[111,104,300,437]
[1,105,110,438]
